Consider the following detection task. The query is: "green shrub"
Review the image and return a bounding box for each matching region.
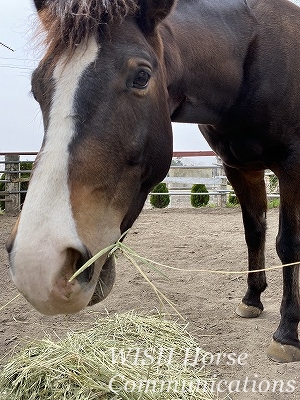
[227,191,240,206]
[268,198,280,208]
[150,182,170,208]
[190,184,209,208]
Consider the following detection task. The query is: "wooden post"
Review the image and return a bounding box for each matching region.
[5,154,20,215]
[220,176,228,207]
[215,156,227,207]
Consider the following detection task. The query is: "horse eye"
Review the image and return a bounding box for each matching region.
[132,70,151,89]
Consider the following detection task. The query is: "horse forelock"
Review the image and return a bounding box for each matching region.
[38,0,139,64]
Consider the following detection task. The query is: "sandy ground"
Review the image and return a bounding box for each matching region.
[0,206,299,399]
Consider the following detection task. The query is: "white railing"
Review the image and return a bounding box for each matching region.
[0,152,279,213]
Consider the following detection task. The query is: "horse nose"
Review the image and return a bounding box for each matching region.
[8,238,96,315]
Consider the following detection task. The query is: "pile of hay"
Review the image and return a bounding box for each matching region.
[0,312,217,400]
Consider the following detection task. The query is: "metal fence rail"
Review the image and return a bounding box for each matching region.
[0,152,280,214]
[0,154,35,214]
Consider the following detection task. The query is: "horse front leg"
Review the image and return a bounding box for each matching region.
[267,172,300,362]
[224,166,268,318]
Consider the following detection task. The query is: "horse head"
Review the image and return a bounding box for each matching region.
[6,0,175,315]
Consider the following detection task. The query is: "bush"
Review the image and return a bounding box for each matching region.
[227,191,240,206]
[268,198,280,208]
[150,182,170,208]
[190,184,209,207]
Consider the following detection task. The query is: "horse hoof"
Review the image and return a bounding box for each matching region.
[267,340,300,363]
[235,302,262,318]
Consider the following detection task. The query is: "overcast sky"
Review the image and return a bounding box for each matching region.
[1,0,300,154]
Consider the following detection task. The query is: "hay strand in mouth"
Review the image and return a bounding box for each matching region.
[70,243,118,281]
[70,230,129,282]
[67,232,300,320]
[69,232,300,284]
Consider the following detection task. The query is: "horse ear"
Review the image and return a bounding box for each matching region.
[137,0,176,34]
[33,0,47,12]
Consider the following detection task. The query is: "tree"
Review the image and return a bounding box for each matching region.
[150,182,170,208]
[190,184,209,207]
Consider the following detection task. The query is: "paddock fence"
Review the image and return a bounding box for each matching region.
[0,152,280,214]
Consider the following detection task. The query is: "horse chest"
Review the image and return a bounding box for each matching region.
[201,124,289,170]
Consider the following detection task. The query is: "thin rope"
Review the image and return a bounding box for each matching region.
[118,242,299,275]
[69,236,300,283]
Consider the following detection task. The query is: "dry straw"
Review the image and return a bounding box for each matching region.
[0,312,218,400]
[2,231,292,399]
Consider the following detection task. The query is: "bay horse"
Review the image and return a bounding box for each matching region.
[6,0,300,363]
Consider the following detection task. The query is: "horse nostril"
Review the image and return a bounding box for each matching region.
[67,247,94,284]
[76,247,94,283]
[6,237,14,254]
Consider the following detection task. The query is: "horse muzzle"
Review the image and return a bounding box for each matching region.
[7,237,115,315]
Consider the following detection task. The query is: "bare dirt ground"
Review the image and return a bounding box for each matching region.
[0,207,299,399]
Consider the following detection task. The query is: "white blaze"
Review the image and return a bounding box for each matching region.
[11,38,99,302]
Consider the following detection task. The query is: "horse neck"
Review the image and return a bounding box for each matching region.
[161,1,255,124]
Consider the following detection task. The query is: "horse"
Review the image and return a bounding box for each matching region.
[6,0,300,363]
